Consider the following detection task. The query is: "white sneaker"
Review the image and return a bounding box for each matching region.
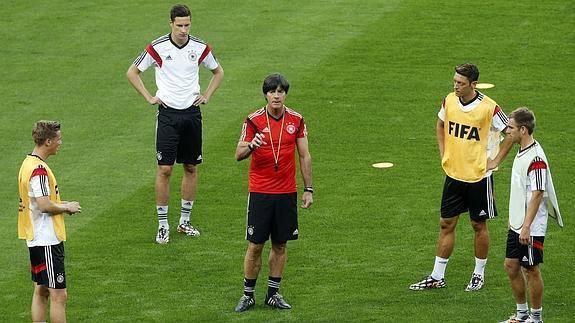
[499,313,530,323]
[155,226,170,244]
[177,221,200,237]
[465,273,484,291]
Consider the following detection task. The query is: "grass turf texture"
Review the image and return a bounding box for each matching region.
[1,0,574,321]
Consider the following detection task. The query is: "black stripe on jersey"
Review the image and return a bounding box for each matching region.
[39,174,49,196]
[151,35,170,46]
[189,35,206,45]
[477,92,484,101]
[530,156,546,191]
[496,108,509,125]
[133,50,147,66]
[246,118,260,133]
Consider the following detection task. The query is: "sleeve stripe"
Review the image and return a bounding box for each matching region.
[39,175,49,196]
[133,50,147,67]
[146,44,163,67]
[528,157,547,191]
[198,45,212,65]
[239,122,247,142]
[494,106,509,125]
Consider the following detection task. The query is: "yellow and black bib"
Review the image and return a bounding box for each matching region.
[442,93,496,183]
[18,155,66,241]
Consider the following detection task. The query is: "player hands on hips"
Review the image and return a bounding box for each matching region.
[126,4,224,244]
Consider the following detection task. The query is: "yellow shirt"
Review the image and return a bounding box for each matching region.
[441,92,497,182]
[18,155,66,243]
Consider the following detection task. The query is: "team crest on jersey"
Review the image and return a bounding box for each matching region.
[188,50,197,61]
[156,151,163,161]
[286,123,296,134]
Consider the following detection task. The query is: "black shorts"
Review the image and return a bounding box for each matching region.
[246,192,298,244]
[506,229,545,267]
[29,242,66,289]
[156,104,202,165]
[440,175,497,222]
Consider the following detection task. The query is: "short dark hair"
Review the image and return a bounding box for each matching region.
[262,74,290,95]
[170,4,191,22]
[32,120,61,145]
[509,107,536,135]
[455,63,480,83]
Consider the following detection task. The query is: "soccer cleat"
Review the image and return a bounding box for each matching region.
[234,295,255,312]
[264,293,292,309]
[465,273,484,291]
[177,221,200,237]
[409,275,446,290]
[155,226,170,244]
[499,313,530,323]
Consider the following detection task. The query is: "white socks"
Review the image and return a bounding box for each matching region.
[157,205,169,229]
[179,199,193,225]
[473,257,487,276]
[530,307,542,322]
[430,256,486,280]
[431,256,449,280]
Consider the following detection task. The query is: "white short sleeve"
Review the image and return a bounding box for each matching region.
[201,51,219,70]
[29,174,50,198]
[492,106,509,132]
[134,51,155,72]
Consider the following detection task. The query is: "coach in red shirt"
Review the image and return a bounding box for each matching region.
[234,74,313,312]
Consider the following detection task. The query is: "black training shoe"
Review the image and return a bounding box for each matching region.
[264,293,292,309]
[234,295,255,312]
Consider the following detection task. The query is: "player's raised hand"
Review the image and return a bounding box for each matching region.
[251,133,266,149]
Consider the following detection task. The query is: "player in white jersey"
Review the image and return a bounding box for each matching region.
[127,4,224,244]
[500,108,562,323]
[18,121,82,323]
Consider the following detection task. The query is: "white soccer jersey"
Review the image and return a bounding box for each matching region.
[509,141,561,236]
[438,91,508,178]
[27,167,60,247]
[133,33,219,110]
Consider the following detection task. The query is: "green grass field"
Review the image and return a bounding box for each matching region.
[1,0,573,321]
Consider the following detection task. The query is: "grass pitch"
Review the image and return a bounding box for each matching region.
[1,0,573,321]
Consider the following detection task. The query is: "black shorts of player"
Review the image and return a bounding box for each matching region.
[156,104,202,165]
[506,229,545,267]
[440,175,497,222]
[246,192,298,244]
[29,242,66,289]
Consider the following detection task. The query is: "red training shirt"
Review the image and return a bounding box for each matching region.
[239,106,307,194]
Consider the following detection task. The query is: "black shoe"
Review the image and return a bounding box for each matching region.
[234,295,255,312]
[264,293,291,309]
